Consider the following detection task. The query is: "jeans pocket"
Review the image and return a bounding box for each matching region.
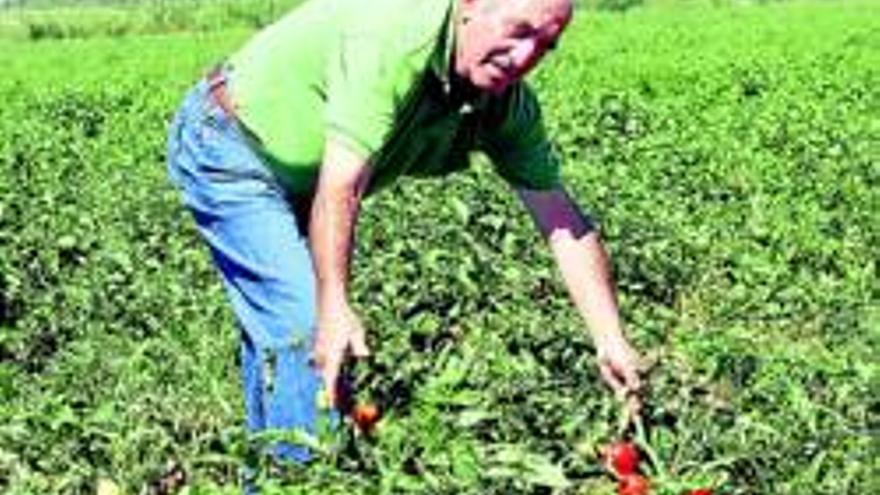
[198,99,234,142]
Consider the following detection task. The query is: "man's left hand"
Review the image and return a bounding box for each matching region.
[595,334,644,417]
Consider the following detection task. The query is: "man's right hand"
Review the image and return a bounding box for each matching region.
[308,136,373,408]
[313,300,370,407]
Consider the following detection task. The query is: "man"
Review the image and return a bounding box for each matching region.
[166,0,643,474]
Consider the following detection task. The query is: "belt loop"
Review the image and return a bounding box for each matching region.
[203,62,262,149]
[207,63,226,90]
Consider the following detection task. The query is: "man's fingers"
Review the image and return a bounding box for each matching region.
[320,360,339,403]
[600,357,643,400]
[599,360,626,397]
[622,366,642,395]
[315,342,346,403]
[350,328,370,358]
[312,308,369,407]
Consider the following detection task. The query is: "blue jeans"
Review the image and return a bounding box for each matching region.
[166,72,336,471]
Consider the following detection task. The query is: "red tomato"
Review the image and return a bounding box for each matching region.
[618,474,650,495]
[686,490,713,495]
[604,441,641,475]
[351,402,381,433]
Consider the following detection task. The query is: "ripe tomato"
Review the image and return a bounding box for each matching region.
[686,490,713,495]
[618,474,650,495]
[351,402,381,433]
[604,441,640,475]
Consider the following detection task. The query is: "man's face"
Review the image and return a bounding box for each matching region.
[454,0,573,94]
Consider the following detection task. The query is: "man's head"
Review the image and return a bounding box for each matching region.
[454,0,573,94]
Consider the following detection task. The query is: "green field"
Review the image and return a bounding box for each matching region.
[1,1,878,494]
[0,0,304,40]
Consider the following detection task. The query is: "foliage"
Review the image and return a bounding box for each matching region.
[1,1,878,494]
[591,0,646,13]
[0,0,305,40]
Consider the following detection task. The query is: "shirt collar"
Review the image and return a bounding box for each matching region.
[431,0,457,95]
[431,0,491,113]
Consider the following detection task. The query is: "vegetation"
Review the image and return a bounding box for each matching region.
[0,0,303,40]
[1,1,877,494]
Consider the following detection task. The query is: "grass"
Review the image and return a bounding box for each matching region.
[1,1,878,493]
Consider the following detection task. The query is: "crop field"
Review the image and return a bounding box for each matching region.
[0,0,304,40]
[0,1,878,494]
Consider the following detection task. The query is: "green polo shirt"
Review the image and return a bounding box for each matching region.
[228,0,560,197]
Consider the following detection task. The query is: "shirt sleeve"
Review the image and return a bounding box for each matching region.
[478,82,561,190]
[323,24,423,160]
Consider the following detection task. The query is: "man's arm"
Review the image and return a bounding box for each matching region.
[309,137,372,405]
[516,186,643,405]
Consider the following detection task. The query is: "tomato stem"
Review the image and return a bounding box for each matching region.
[634,414,667,479]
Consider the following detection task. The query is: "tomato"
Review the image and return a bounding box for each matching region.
[351,402,381,433]
[618,474,650,495]
[603,441,641,475]
[686,490,713,495]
